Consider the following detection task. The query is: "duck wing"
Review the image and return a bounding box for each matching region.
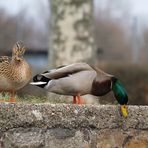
[41,63,94,79]
[0,56,11,72]
[0,56,11,64]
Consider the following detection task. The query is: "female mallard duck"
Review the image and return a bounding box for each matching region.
[0,41,32,102]
[30,63,128,117]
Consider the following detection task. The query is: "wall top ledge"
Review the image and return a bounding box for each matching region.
[0,103,147,132]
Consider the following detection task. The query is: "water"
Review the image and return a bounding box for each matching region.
[24,54,48,68]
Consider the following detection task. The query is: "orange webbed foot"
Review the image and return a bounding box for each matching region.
[9,97,15,102]
[0,99,6,102]
[73,96,77,104]
[73,95,85,104]
[77,95,85,104]
[9,91,15,102]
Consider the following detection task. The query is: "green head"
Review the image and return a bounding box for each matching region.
[111,77,128,117]
[111,77,128,105]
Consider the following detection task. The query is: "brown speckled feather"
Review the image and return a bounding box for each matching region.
[0,56,11,75]
[0,56,11,63]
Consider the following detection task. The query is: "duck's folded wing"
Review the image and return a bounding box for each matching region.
[41,63,93,79]
[0,56,11,65]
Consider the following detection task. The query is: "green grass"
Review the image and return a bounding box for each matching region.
[0,93,45,103]
[0,92,71,104]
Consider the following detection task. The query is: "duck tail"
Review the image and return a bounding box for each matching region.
[30,74,50,88]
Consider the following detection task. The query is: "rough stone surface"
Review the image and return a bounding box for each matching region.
[0,103,147,148]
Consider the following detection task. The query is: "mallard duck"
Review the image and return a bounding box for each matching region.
[30,63,128,117]
[0,41,32,102]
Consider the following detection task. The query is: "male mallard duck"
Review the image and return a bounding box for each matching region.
[30,63,128,117]
[0,41,32,102]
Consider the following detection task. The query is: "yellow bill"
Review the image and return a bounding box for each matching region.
[120,105,128,117]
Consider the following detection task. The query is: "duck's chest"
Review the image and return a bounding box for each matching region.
[91,78,111,96]
[0,76,12,90]
[10,62,31,88]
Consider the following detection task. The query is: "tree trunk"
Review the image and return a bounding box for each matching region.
[49,0,95,67]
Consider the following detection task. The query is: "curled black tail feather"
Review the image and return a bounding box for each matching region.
[33,74,50,88]
[33,74,50,82]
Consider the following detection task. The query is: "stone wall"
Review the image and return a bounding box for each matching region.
[49,0,95,67]
[0,103,148,147]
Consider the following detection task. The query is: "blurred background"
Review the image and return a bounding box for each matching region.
[0,0,148,105]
